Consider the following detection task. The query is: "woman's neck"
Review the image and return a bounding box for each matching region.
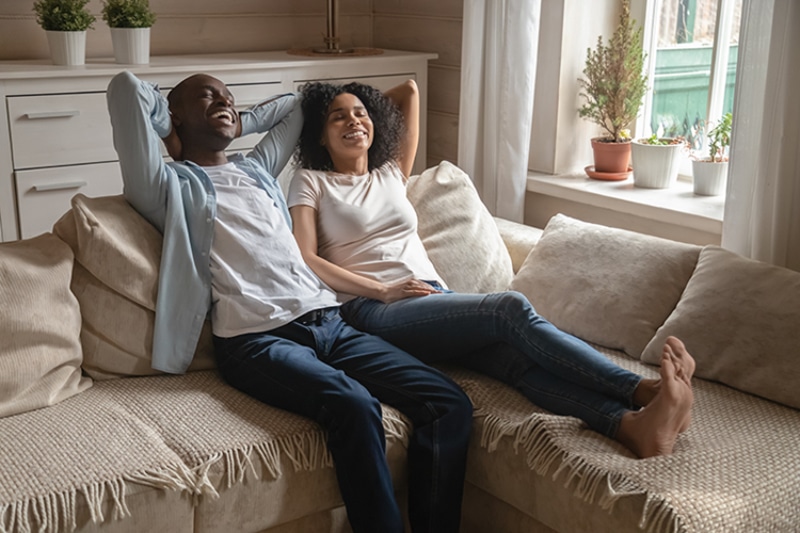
[330,154,369,176]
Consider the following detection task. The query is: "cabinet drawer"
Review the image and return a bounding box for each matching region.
[8,93,115,170]
[16,162,123,238]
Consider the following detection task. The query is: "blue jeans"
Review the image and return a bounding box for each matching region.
[340,289,643,438]
[213,308,472,533]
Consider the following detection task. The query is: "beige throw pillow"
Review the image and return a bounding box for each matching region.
[406,161,514,293]
[0,233,91,418]
[53,194,215,380]
[642,246,800,409]
[509,214,701,358]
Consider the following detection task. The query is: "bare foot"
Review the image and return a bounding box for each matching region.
[616,352,694,458]
[632,337,695,432]
[664,336,695,384]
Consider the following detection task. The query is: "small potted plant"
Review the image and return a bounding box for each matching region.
[101,0,156,65]
[578,0,648,180]
[631,134,689,189]
[691,112,732,195]
[33,0,96,66]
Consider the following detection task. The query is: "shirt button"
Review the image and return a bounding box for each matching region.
[201,251,207,256]
[206,218,212,223]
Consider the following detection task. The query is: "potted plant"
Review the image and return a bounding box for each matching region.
[691,112,732,195]
[631,134,689,189]
[578,0,648,180]
[33,0,96,66]
[101,0,156,65]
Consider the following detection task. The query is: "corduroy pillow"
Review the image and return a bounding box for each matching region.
[406,161,514,293]
[53,194,215,380]
[0,233,92,417]
[509,214,701,358]
[642,246,800,409]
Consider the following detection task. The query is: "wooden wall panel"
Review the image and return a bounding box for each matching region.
[0,1,371,60]
[1,0,465,174]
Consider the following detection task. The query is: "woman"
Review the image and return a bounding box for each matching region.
[287,80,694,459]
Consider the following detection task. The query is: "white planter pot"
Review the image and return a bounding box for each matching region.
[46,31,86,66]
[631,140,686,189]
[692,160,728,196]
[111,27,150,65]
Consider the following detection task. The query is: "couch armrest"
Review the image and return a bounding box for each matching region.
[493,218,543,274]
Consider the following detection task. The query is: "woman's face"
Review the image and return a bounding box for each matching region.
[322,93,374,159]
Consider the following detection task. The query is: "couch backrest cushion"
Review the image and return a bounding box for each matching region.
[52,194,215,380]
[0,233,92,417]
[509,214,701,358]
[642,245,800,409]
[407,161,514,293]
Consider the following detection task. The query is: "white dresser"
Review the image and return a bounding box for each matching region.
[0,50,436,242]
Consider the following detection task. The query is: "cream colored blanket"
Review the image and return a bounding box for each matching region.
[2,352,798,533]
[449,348,800,533]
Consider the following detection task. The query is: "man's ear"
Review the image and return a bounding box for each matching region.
[170,112,182,128]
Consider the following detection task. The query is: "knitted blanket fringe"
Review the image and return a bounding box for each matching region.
[477,410,685,533]
[0,464,196,533]
[190,405,412,499]
[0,409,411,533]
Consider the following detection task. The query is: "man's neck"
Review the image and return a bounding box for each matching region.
[182,148,229,167]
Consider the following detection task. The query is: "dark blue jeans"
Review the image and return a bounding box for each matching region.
[341,289,643,438]
[213,308,472,533]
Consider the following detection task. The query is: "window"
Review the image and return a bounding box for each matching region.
[639,0,742,154]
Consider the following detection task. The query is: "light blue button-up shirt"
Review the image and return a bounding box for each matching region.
[106,71,305,374]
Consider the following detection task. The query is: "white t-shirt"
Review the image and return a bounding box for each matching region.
[205,163,339,337]
[287,162,444,302]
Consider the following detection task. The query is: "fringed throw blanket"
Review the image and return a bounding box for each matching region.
[0,371,410,533]
[445,348,800,533]
[2,352,798,533]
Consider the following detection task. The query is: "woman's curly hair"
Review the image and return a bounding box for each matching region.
[295,81,405,172]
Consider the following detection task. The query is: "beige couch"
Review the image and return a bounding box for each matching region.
[1,161,799,533]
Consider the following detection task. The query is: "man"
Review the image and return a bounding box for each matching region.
[106,71,472,533]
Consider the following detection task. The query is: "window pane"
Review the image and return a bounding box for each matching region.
[650,0,742,149]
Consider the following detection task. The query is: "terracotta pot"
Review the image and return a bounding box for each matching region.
[590,137,631,173]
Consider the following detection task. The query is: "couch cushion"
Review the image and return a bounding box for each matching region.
[407,161,514,293]
[0,233,91,418]
[509,214,701,358]
[642,245,800,409]
[52,194,215,380]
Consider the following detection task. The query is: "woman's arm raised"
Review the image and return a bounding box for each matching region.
[383,79,420,179]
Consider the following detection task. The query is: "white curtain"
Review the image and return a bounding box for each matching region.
[722,0,800,270]
[458,0,540,223]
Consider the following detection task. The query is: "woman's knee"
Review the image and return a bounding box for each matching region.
[486,290,536,316]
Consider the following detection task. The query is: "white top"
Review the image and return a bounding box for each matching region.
[287,162,444,302]
[206,163,339,337]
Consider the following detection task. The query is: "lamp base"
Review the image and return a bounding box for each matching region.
[286,47,384,57]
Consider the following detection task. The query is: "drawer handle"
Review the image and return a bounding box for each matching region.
[33,180,87,192]
[25,110,81,120]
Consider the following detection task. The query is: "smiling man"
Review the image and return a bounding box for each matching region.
[106,71,473,533]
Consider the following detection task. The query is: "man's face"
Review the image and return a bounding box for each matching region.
[169,74,238,151]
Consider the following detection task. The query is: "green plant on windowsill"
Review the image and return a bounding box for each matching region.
[101,0,156,28]
[578,0,648,144]
[33,0,95,31]
[700,112,733,163]
[638,134,688,147]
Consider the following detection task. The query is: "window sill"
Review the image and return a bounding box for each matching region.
[526,171,724,236]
